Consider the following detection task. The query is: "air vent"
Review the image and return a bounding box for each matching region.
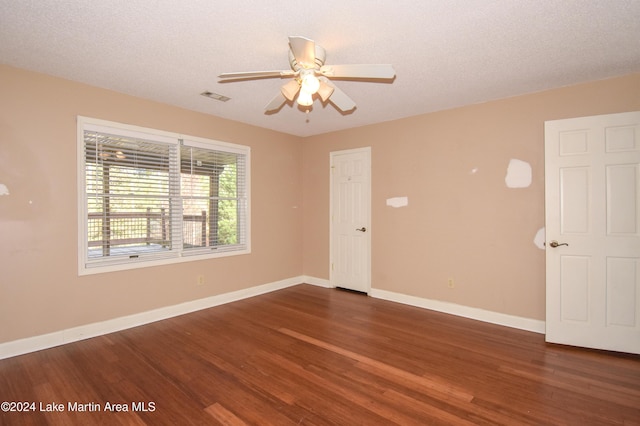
[201,91,230,102]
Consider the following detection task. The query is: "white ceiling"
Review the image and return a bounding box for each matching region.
[1,1,639,137]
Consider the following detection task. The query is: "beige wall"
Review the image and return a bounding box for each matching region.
[1,63,638,345]
[0,65,303,343]
[303,73,640,320]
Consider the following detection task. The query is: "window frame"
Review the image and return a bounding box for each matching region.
[77,116,251,276]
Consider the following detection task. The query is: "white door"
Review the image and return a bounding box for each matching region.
[330,147,371,293]
[545,111,640,354]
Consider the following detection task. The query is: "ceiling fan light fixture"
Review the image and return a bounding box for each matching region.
[281,80,300,101]
[297,89,313,106]
[317,81,334,102]
[301,73,320,95]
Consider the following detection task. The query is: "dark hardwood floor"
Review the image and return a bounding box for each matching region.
[1,284,639,425]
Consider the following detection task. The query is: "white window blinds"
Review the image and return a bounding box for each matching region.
[78,117,250,274]
[179,141,248,255]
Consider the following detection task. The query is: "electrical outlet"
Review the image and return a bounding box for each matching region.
[197,275,205,285]
[447,278,455,288]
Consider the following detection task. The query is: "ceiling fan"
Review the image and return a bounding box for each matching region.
[218,36,396,113]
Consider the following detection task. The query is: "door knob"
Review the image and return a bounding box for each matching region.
[356,227,367,232]
[548,240,568,248]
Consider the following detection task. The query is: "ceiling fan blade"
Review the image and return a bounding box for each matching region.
[321,80,356,112]
[320,64,396,79]
[219,70,296,79]
[264,92,287,112]
[288,36,316,69]
[280,80,300,101]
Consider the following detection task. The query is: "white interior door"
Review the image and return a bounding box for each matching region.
[330,147,371,293]
[545,111,640,354]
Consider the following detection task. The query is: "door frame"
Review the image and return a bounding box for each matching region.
[329,147,372,293]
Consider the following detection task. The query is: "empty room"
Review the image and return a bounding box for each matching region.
[1,1,639,424]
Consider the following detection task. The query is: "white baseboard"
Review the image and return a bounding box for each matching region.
[300,275,332,288]
[369,288,545,334]
[0,276,311,360]
[0,278,543,360]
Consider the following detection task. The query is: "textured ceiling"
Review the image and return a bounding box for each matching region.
[1,1,639,137]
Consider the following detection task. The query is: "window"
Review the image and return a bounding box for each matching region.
[77,117,250,275]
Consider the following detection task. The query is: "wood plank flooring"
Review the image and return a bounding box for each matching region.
[1,284,639,425]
